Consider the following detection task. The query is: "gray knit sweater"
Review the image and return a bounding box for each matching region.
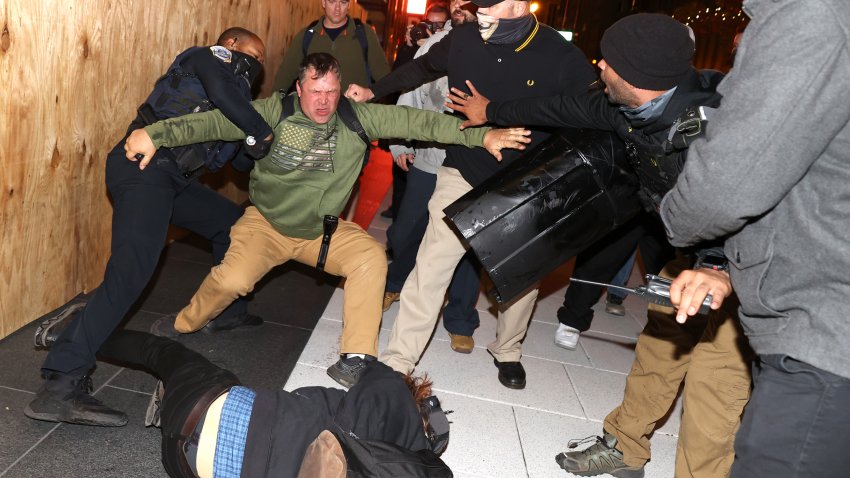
[660,0,850,378]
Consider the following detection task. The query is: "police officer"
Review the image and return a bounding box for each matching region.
[450,14,753,478]
[26,27,273,427]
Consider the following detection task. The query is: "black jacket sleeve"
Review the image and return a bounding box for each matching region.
[370,31,452,100]
[183,48,274,140]
[486,88,624,133]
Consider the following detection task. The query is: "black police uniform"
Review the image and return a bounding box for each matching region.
[485,68,723,331]
[42,45,273,376]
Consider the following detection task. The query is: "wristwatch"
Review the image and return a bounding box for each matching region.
[694,253,729,272]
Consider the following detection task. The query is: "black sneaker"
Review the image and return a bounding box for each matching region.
[605,294,626,316]
[34,303,86,348]
[203,313,263,333]
[555,432,644,478]
[326,354,375,388]
[24,372,128,427]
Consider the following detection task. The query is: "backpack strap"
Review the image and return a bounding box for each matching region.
[301,20,321,58]
[336,96,371,170]
[352,19,373,85]
[279,93,371,170]
[279,90,297,123]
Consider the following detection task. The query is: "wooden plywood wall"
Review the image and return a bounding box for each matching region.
[0,0,369,339]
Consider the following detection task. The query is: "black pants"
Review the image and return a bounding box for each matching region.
[558,213,674,332]
[99,330,239,478]
[730,355,850,478]
[43,137,246,375]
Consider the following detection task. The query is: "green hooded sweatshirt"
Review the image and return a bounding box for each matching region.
[145,92,489,239]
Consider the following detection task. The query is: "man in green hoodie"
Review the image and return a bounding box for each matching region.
[124,52,530,388]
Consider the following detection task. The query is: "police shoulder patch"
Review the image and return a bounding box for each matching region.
[210,45,232,63]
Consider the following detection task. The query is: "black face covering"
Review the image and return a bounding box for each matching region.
[231,50,263,87]
[477,12,536,45]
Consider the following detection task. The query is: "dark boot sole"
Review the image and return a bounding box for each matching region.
[555,455,644,478]
[24,405,128,427]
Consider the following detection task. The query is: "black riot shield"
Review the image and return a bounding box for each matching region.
[444,128,641,304]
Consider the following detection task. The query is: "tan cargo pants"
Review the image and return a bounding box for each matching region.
[381,167,538,374]
[175,206,385,356]
[604,257,753,478]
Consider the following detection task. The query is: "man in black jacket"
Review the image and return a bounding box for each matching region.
[345,0,596,390]
[26,28,271,428]
[450,14,753,478]
[94,329,437,477]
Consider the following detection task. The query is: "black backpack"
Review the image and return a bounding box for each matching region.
[278,92,371,170]
[302,18,373,85]
[332,429,453,478]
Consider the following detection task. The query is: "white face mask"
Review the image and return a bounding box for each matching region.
[477,13,499,41]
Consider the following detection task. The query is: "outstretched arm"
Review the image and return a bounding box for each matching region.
[447,80,620,132]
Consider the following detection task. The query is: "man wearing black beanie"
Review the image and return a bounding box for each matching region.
[449,13,752,478]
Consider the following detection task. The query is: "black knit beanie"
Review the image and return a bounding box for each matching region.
[600,13,694,91]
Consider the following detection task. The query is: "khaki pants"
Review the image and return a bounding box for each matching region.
[603,258,753,478]
[175,206,385,356]
[381,167,538,374]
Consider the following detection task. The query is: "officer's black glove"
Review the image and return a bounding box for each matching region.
[243,134,273,160]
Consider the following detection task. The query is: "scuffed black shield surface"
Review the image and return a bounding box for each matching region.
[444,129,640,304]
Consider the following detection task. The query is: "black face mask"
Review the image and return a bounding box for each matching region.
[231,50,263,87]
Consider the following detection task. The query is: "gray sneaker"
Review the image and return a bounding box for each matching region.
[144,380,164,428]
[555,432,644,478]
[326,355,375,388]
[34,303,86,348]
[25,372,128,427]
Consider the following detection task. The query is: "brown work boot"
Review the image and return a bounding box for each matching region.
[382,292,400,312]
[449,334,474,354]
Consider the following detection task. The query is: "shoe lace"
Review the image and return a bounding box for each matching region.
[342,357,368,373]
[69,375,104,405]
[566,434,618,459]
[77,375,95,395]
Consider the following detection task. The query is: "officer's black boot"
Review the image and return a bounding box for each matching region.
[24,372,128,427]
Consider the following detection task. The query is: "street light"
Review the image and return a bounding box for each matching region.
[407,0,426,15]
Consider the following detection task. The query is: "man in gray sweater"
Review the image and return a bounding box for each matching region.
[660,0,850,476]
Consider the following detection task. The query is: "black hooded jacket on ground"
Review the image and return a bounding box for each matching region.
[240,362,429,477]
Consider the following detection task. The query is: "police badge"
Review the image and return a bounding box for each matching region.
[209,45,232,63]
